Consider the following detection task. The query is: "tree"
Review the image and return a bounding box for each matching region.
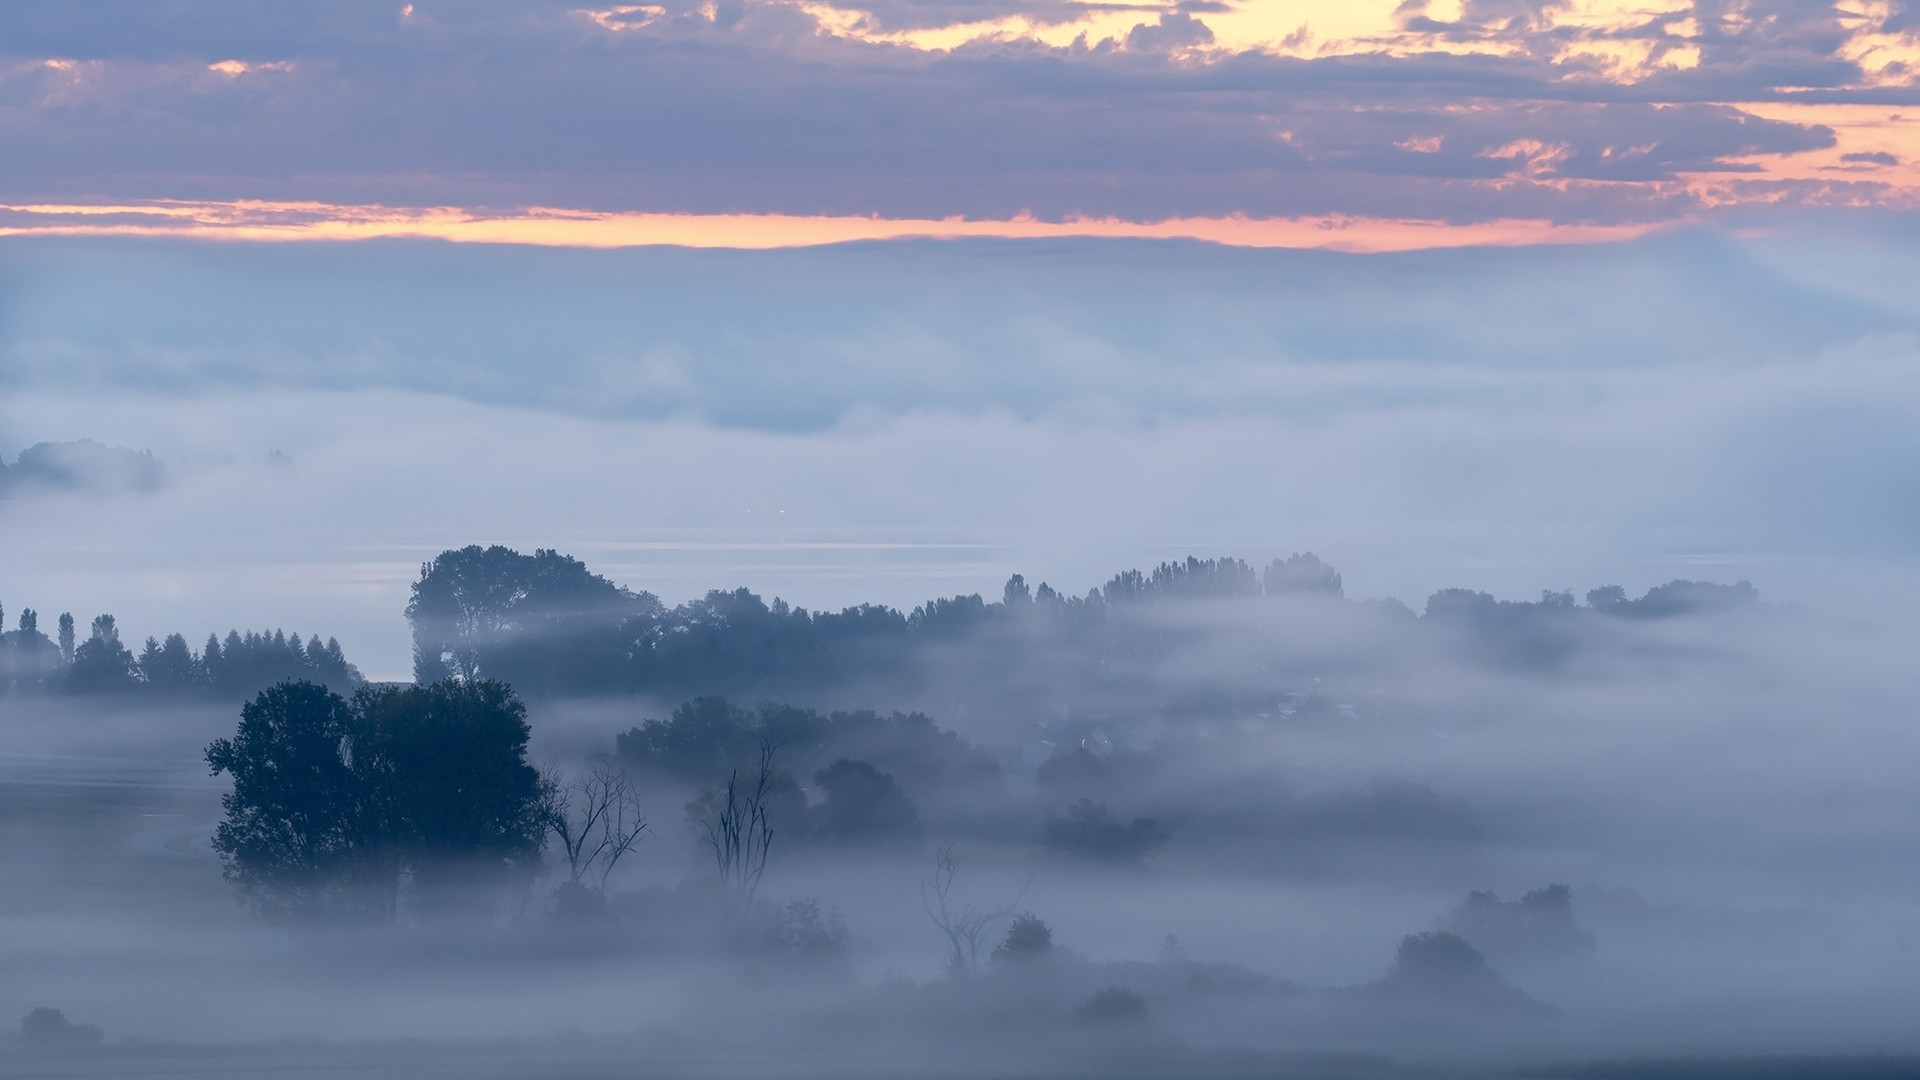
[206,681,380,922]
[1263,552,1343,597]
[138,633,198,693]
[0,608,61,693]
[542,761,648,901]
[920,842,1025,973]
[18,1007,103,1048]
[618,696,758,781]
[810,759,918,844]
[405,544,647,689]
[56,612,74,664]
[66,614,138,693]
[206,678,547,923]
[352,680,547,909]
[990,912,1054,965]
[691,741,780,915]
[1037,799,1169,864]
[204,628,362,699]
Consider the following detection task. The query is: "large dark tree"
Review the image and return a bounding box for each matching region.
[406,544,649,692]
[207,678,546,923]
[206,682,381,923]
[352,679,547,908]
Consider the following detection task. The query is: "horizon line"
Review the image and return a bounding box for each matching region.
[0,200,1673,254]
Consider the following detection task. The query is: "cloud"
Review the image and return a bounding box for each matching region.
[6,227,1920,677]
[0,1,1913,224]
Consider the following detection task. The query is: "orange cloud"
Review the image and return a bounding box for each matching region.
[0,199,1666,253]
[1676,103,1920,209]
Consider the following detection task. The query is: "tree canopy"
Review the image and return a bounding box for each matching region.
[207,679,545,923]
[391,545,1761,712]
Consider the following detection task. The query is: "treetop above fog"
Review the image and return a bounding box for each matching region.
[400,544,1761,704]
[206,678,544,924]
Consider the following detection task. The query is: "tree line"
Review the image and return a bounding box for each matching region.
[0,601,361,698]
[404,544,1759,705]
[209,676,1163,925]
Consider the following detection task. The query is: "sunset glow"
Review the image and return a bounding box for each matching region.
[0,200,1680,252]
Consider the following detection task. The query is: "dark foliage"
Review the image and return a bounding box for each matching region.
[1034,745,1153,801]
[990,912,1054,965]
[767,898,852,967]
[17,1007,103,1048]
[203,629,361,698]
[206,681,372,922]
[0,608,63,693]
[352,680,547,908]
[810,758,920,844]
[407,544,648,692]
[1366,931,1547,1012]
[65,615,138,694]
[1038,799,1170,865]
[1587,580,1760,618]
[0,439,162,495]
[1263,553,1343,596]
[1075,985,1150,1024]
[206,679,545,923]
[388,545,1765,715]
[1438,884,1596,965]
[618,697,1000,797]
[0,595,361,699]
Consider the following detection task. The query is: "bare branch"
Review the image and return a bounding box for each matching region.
[695,739,782,918]
[545,762,649,891]
[919,841,1023,973]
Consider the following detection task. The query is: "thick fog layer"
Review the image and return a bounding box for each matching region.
[6,226,1920,679]
[4,227,1920,1077]
[4,553,1920,1076]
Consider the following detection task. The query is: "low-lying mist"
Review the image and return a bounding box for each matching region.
[7,228,1920,1076]
[4,547,1919,1078]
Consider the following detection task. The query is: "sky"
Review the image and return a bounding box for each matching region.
[0,0,1918,245]
[4,1,1920,678]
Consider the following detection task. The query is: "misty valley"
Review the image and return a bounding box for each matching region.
[2,546,1917,1079]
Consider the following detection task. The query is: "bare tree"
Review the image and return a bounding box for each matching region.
[920,842,1027,973]
[695,740,779,912]
[542,761,649,893]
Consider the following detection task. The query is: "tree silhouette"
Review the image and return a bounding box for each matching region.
[542,761,648,898]
[991,912,1054,965]
[692,740,780,917]
[206,681,380,922]
[207,678,546,923]
[66,615,138,693]
[352,680,547,910]
[810,758,919,844]
[138,633,198,694]
[1038,799,1169,864]
[0,608,61,693]
[406,544,647,688]
[920,842,1025,973]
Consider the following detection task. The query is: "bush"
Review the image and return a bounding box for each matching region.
[1075,985,1149,1024]
[773,898,851,964]
[990,912,1053,965]
[18,1007,103,1048]
[810,759,919,844]
[1038,799,1169,864]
